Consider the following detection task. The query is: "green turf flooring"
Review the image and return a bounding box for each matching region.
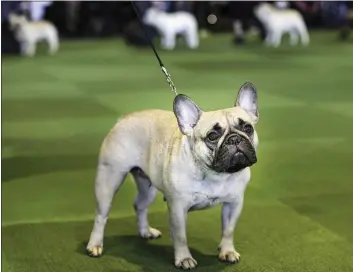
[2,32,353,272]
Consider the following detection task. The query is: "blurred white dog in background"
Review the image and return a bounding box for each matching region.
[143,7,199,50]
[254,3,310,47]
[8,13,59,57]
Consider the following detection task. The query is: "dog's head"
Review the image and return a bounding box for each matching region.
[254,3,274,22]
[143,7,165,26]
[8,13,28,30]
[173,82,259,174]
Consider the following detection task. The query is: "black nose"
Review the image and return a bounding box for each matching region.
[226,134,242,146]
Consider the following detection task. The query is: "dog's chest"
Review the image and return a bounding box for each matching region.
[187,172,249,211]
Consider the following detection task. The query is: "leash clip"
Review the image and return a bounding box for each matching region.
[161,66,178,96]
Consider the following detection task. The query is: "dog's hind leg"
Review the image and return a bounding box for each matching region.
[86,162,128,257]
[298,23,310,46]
[131,167,161,239]
[20,42,29,56]
[48,40,59,55]
[271,31,281,48]
[264,31,273,46]
[184,21,199,49]
[161,30,176,50]
[289,30,299,46]
[25,42,36,57]
[48,32,59,55]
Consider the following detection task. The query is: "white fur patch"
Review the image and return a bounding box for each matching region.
[143,7,199,50]
[254,3,310,47]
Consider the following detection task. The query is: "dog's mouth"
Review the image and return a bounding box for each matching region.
[212,150,257,174]
[226,151,256,173]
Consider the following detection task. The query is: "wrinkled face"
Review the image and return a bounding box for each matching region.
[192,109,258,173]
[173,82,259,174]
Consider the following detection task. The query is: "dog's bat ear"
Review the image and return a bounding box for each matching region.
[173,94,203,135]
[235,82,259,123]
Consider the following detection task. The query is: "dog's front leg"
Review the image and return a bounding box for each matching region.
[20,42,29,56]
[271,30,281,48]
[264,31,273,46]
[161,32,176,50]
[168,199,197,269]
[25,42,36,57]
[218,198,244,264]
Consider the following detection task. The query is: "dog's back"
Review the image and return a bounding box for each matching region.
[276,10,305,25]
[145,8,197,34]
[23,21,58,41]
[256,4,304,24]
[100,110,179,179]
[168,12,198,33]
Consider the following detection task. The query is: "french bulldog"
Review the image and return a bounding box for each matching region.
[86,82,259,269]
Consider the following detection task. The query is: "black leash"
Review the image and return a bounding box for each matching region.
[131,1,178,95]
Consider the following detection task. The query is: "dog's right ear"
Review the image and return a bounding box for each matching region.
[235,82,259,123]
[173,94,203,135]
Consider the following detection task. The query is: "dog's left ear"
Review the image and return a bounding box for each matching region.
[235,82,259,123]
[173,94,203,135]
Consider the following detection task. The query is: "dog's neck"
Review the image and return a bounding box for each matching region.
[12,23,24,32]
[144,8,169,26]
[179,135,225,181]
[175,135,204,178]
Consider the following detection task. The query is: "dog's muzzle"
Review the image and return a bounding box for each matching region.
[212,133,257,174]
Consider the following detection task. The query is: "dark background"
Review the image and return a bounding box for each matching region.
[1,1,339,55]
[39,1,325,37]
[4,1,352,54]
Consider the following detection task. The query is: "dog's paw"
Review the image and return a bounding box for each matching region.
[175,257,198,270]
[218,249,240,264]
[140,227,162,240]
[86,246,103,257]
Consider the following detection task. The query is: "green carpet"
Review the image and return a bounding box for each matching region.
[2,32,353,272]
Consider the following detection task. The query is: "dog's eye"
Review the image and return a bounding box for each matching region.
[207,132,220,142]
[243,124,254,135]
